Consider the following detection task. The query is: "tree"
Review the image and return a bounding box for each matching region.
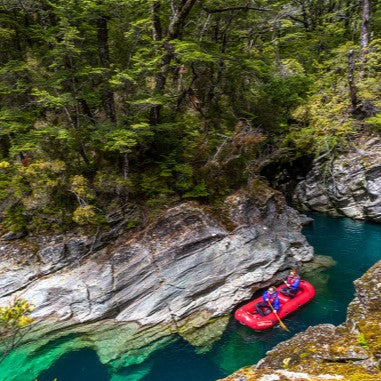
[0,298,34,363]
[0,0,380,232]
[359,0,370,78]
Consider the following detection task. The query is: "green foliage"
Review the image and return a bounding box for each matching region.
[72,205,98,225]
[173,40,216,64]
[357,333,369,349]
[183,181,210,199]
[0,298,34,362]
[0,0,379,232]
[2,206,28,233]
[70,175,94,201]
[0,161,11,202]
[0,299,34,332]
[18,161,66,211]
[366,113,381,131]
[104,123,153,153]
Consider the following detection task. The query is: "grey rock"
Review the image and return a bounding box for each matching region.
[299,214,314,226]
[293,134,381,222]
[1,231,27,241]
[0,187,314,366]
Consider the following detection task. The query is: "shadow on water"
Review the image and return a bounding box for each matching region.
[10,212,381,381]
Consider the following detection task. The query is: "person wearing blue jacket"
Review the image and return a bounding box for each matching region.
[280,269,300,297]
[255,286,280,316]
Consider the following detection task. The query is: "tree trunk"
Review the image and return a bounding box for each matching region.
[149,43,174,125]
[359,0,370,78]
[149,0,198,125]
[347,49,360,115]
[168,0,198,39]
[272,19,282,74]
[97,15,116,123]
[123,152,129,181]
[152,1,162,41]
[300,0,310,32]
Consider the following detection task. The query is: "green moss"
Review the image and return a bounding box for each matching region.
[248,178,276,205]
[2,205,27,233]
[282,357,291,368]
[296,359,381,380]
[127,217,140,228]
[357,315,381,356]
[357,333,369,349]
[201,202,238,232]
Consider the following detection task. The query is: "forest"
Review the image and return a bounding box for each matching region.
[0,0,380,234]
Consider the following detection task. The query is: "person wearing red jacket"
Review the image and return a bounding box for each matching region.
[280,269,300,298]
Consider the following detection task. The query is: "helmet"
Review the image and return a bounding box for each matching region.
[269,286,276,293]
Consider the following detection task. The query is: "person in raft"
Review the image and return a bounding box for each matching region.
[255,286,280,316]
[280,269,300,298]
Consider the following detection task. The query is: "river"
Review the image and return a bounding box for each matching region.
[5,213,381,381]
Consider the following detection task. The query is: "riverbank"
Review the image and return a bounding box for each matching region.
[1,213,378,381]
[0,184,314,380]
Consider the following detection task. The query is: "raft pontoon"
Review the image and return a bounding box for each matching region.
[234,280,315,330]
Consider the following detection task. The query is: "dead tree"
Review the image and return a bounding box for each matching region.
[359,0,370,79]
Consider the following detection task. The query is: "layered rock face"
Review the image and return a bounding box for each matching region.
[219,260,381,381]
[293,134,381,222]
[0,185,313,372]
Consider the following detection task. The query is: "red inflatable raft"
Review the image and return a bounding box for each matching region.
[234,280,315,330]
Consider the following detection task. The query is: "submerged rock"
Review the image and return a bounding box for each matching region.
[218,260,381,381]
[299,255,337,275]
[293,134,381,223]
[0,185,313,376]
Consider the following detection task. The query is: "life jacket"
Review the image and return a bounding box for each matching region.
[263,291,280,311]
[287,274,300,290]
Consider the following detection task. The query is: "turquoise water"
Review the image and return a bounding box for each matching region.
[12,214,381,380]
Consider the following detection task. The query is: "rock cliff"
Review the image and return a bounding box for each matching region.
[218,260,381,381]
[0,184,313,378]
[293,134,381,222]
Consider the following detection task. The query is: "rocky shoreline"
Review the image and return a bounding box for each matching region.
[0,182,313,376]
[219,260,381,381]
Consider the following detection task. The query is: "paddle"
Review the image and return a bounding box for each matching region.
[267,300,290,332]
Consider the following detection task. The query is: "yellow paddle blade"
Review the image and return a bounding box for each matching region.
[278,318,290,332]
[267,300,290,332]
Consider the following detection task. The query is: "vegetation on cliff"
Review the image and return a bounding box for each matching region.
[0,0,380,233]
[0,298,34,362]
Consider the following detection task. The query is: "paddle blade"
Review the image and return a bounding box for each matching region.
[279,320,290,332]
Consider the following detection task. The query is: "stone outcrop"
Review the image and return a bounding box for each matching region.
[218,260,381,381]
[0,184,313,378]
[293,134,381,222]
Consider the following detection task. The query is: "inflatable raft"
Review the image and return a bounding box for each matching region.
[234,280,315,330]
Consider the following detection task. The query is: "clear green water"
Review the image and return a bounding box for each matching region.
[6,213,381,381]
